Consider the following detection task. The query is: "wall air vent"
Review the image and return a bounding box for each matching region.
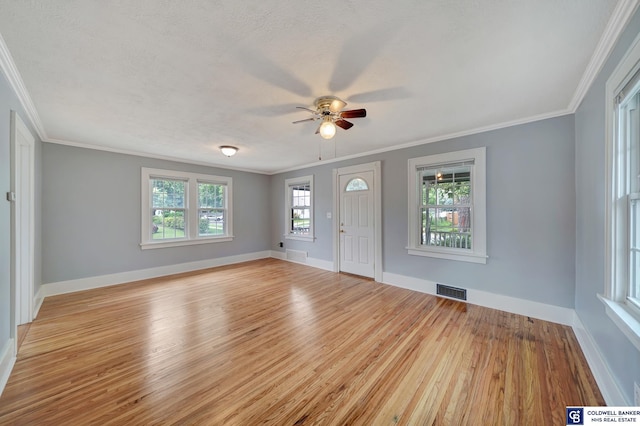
[286,249,308,263]
[436,284,467,301]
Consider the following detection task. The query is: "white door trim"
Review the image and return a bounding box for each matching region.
[333,161,382,282]
[10,110,35,352]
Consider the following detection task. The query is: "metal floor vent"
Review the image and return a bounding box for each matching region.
[286,249,308,263]
[436,284,467,301]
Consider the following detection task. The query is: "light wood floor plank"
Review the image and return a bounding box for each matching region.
[0,258,603,425]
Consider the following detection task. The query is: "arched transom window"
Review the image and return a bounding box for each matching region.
[345,177,369,191]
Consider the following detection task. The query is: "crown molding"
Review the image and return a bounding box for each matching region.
[43,137,269,175]
[568,0,640,112]
[0,32,47,141]
[272,108,573,175]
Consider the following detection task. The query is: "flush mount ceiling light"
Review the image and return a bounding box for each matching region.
[220,145,238,157]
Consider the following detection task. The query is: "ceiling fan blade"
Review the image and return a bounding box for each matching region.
[335,119,354,130]
[340,108,367,119]
[315,124,321,134]
[292,117,317,124]
[296,106,318,114]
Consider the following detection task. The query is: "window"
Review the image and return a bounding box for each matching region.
[407,147,486,263]
[603,33,640,351]
[141,168,232,249]
[285,175,314,241]
[345,178,368,191]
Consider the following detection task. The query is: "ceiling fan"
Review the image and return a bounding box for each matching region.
[292,95,367,139]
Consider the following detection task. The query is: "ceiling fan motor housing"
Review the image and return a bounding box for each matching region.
[314,96,347,114]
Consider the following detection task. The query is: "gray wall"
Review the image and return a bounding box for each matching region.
[575,7,640,405]
[0,71,42,350]
[272,115,576,308]
[41,144,271,283]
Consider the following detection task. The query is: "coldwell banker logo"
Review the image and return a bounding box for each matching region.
[566,407,584,425]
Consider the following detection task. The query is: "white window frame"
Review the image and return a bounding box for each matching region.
[602,32,640,352]
[284,175,314,242]
[407,147,487,264]
[141,168,233,249]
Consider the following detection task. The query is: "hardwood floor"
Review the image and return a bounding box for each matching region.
[0,259,603,425]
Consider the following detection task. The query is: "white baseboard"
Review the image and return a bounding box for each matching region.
[572,313,628,406]
[0,338,16,397]
[41,251,272,298]
[381,272,575,325]
[269,250,334,271]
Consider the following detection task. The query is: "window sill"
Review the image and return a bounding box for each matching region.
[140,236,233,250]
[284,235,315,242]
[407,247,487,264]
[598,294,640,353]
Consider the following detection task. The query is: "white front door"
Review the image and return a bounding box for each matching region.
[339,171,374,278]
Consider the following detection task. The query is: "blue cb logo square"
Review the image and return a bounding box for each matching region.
[566,407,584,425]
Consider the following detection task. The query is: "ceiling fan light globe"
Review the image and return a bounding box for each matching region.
[319,120,336,139]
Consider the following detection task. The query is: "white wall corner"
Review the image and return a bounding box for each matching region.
[0,338,17,398]
[270,250,286,261]
[382,272,437,295]
[305,257,334,272]
[33,286,44,320]
[41,251,272,298]
[269,251,333,272]
[572,312,629,406]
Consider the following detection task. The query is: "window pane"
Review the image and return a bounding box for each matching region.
[453,181,471,205]
[420,180,427,205]
[291,208,310,234]
[628,93,640,194]
[199,208,225,236]
[199,182,225,208]
[421,166,471,206]
[630,197,640,302]
[345,178,368,191]
[420,208,429,245]
[152,209,186,240]
[152,179,185,208]
[421,207,471,249]
[291,184,310,207]
[199,183,226,237]
[630,250,640,304]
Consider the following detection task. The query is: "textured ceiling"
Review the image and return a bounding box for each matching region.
[0,1,622,173]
